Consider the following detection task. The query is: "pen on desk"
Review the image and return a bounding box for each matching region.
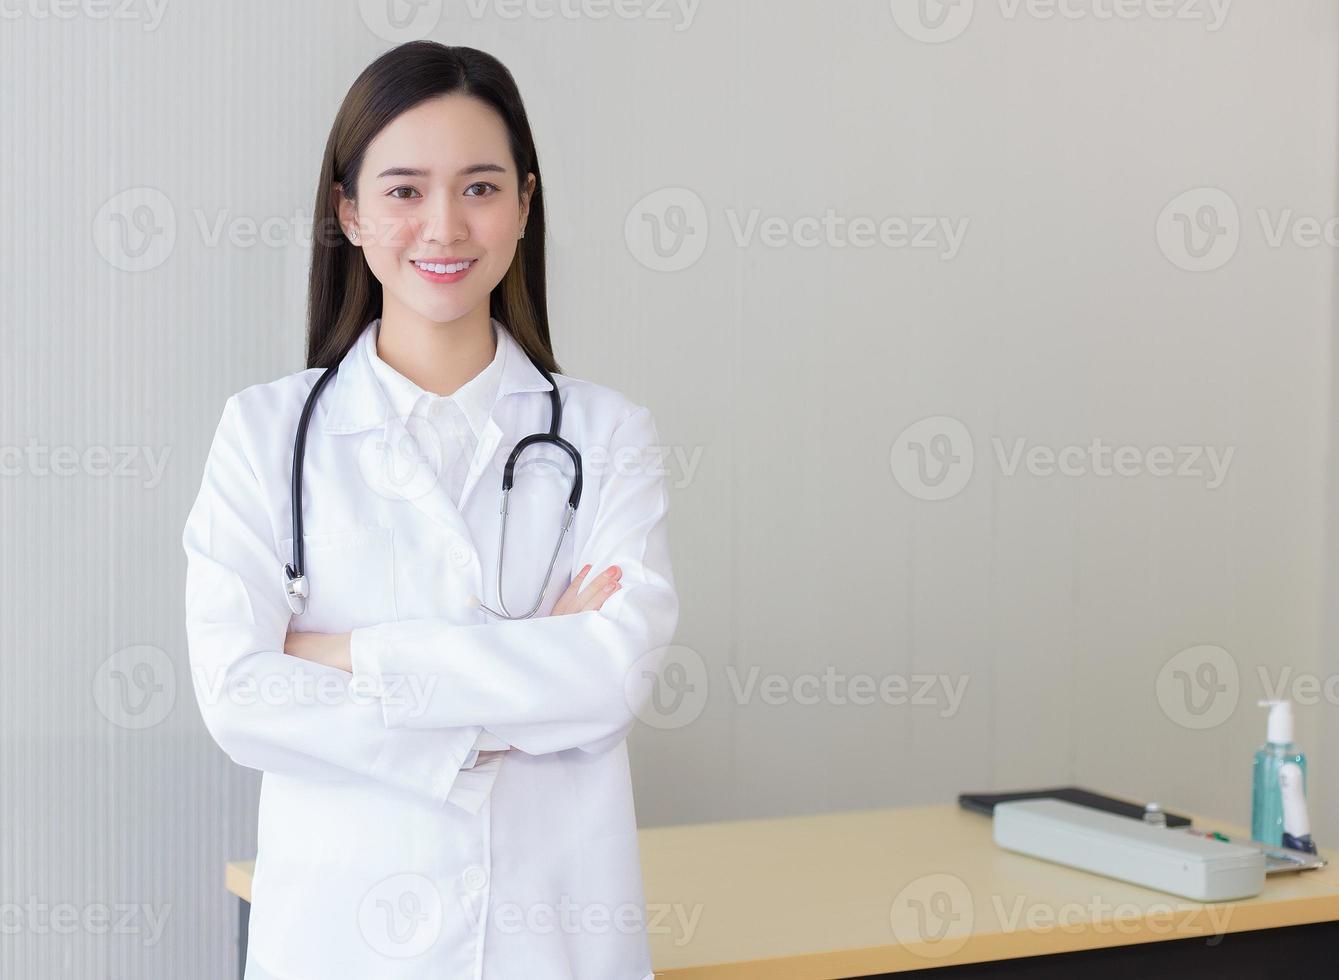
[1185,827,1315,869]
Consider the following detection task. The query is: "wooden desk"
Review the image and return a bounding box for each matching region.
[226,803,1339,978]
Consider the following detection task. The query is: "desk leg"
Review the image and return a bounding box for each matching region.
[237,898,250,980]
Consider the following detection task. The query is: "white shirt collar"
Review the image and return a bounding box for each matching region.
[321,314,554,436]
[365,317,506,442]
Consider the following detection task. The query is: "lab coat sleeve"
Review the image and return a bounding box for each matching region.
[349,404,680,756]
[182,395,486,807]
[458,729,509,769]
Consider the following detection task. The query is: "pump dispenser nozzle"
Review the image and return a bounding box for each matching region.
[1257,699,1295,745]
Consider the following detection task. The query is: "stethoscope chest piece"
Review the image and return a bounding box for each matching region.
[283,563,309,615]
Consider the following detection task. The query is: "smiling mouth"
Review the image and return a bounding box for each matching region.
[411,258,476,274]
[410,258,478,285]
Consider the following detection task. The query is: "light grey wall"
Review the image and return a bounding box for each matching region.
[4,1,1336,977]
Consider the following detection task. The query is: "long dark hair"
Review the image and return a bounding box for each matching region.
[305,41,557,373]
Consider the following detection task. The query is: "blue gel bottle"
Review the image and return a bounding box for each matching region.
[1251,699,1307,847]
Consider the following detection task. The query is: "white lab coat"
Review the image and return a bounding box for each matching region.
[182,317,679,979]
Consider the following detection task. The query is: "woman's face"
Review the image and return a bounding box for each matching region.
[337,93,534,326]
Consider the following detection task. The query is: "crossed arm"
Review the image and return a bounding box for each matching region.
[183,395,678,807]
[282,562,625,671]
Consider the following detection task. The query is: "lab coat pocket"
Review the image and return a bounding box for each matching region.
[277,526,397,634]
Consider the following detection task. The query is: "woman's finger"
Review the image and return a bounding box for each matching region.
[574,565,619,607]
[576,566,621,613]
[549,565,622,616]
[551,563,592,616]
[578,580,620,613]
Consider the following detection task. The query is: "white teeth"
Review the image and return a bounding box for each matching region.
[415,259,473,274]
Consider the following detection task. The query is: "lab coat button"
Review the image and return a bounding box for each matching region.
[449,544,472,567]
[463,866,488,891]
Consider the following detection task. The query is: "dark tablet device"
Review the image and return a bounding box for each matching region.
[957,786,1192,828]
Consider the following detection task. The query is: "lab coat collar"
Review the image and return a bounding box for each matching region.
[365,317,505,444]
[321,314,554,436]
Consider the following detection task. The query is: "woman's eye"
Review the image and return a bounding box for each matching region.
[386,183,498,200]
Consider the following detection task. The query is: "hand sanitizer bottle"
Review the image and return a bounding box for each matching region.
[1252,699,1307,846]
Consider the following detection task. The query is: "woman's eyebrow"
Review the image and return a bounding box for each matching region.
[374,163,508,179]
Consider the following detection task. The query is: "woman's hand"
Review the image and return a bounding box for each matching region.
[548,564,621,616]
[283,629,352,673]
[282,565,619,669]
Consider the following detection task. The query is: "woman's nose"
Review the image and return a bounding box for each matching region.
[417,192,468,244]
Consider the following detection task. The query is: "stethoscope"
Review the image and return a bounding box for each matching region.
[282,343,583,620]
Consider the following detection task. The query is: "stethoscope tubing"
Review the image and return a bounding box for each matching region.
[283,341,583,620]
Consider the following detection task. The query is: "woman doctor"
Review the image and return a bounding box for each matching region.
[182,42,678,980]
